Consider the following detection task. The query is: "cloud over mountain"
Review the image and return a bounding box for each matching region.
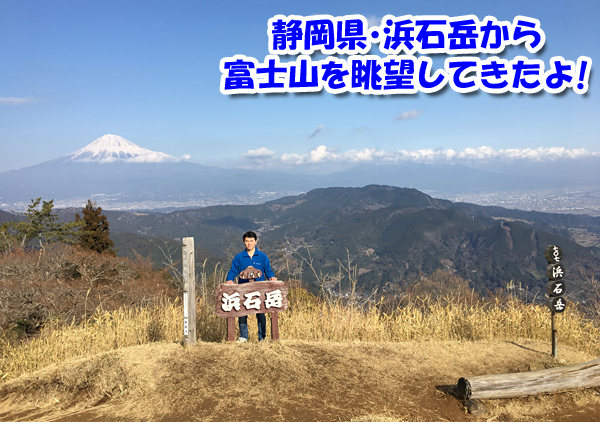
[244,145,600,166]
[243,147,276,162]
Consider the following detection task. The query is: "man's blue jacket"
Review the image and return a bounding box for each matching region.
[226,248,275,283]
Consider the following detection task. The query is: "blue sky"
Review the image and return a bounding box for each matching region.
[0,0,598,173]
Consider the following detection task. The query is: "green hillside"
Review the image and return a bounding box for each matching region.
[111,232,226,270]
[43,185,600,299]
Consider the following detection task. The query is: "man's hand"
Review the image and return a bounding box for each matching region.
[269,277,277,281]
[226,280,234,285]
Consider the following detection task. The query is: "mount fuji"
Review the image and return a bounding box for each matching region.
[63,134,178,163]
[0,134,315,211]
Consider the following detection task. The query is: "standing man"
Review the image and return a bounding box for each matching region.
[226,231,277,342]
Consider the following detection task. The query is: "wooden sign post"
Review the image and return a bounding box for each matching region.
[545,245,565,358]
[182,237,196,346]
[215,280,288,341]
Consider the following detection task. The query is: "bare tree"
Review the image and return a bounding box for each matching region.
[337,248,358,301]
[158,240,183,290]
[580,267,600,320]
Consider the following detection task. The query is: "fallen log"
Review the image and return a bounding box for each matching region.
[457,358,600,400]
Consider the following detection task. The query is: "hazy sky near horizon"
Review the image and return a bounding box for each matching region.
[0,0,598,173]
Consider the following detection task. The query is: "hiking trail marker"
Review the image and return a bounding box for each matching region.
[182,237,196,346]
[545,244,565,358]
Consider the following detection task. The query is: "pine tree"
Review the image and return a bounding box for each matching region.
[0,198,81,251]
[75,200,116,255]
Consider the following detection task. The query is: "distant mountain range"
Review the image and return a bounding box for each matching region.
[41,185,599,300]
[1,134,598,212]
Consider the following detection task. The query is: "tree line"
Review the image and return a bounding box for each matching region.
[0,198,115,255]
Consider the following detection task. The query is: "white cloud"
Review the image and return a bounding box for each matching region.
[0,97,34,105]
[124,152,180,163]
[451,146,597,161]
[243,147,276,161]
[282,145,337,164]
[254,145,600,166]
[309,124,325,138]
[395,109,423,121]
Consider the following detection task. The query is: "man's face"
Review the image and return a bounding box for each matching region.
[244,237,257,251]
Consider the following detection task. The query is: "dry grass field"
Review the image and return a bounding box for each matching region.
[0,340,599,422]
[1,248,600,421]
[1,288,600,421]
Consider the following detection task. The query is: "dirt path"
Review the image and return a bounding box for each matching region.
[1,340,599,421]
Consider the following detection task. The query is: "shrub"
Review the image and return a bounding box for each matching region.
[0,244,176,339]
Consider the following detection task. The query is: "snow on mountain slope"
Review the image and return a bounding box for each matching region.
[66,134,177,163]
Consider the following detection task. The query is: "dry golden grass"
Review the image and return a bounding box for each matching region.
[2,284,599,385]
[0,298,182,380]
[279,293,600,356]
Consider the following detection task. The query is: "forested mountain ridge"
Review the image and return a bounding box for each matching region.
[39,185,600,298]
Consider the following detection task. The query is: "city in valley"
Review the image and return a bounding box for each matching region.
[437,187,600,217]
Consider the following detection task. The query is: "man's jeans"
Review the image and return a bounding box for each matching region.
[239,313,266,341]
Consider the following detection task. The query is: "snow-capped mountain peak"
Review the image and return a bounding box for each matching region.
[66,134,177,163]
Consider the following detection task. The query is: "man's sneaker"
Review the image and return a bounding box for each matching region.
[236,337,247,343]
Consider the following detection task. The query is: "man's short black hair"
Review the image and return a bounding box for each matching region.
[243,231,257,240]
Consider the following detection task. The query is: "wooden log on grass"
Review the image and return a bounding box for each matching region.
[457,358,600,400]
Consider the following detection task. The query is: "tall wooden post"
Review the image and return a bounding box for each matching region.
[182,237,196,346]
[551,312,557,358]
[545,245,565,359]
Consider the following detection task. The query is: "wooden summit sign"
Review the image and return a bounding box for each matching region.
[215,279,288,341]
[215,281,289,318]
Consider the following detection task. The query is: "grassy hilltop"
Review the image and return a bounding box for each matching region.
[1,243,600,420]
